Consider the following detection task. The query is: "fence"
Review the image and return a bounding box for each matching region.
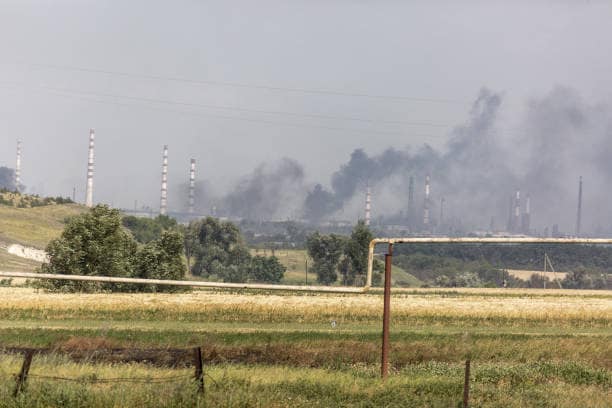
[9,347,206,398]
[4,347,475,407]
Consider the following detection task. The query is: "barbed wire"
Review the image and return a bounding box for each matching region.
[28,373,193,384]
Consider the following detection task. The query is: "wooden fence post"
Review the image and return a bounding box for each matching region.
[193,347,204,395]
[463,359,471,408]
[13,350,34,397]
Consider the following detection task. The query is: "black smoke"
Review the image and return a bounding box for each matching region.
[223,158,305,220]
[302,87,612,234]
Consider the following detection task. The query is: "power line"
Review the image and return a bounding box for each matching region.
[0,83,448,138]
[7,61,467,104]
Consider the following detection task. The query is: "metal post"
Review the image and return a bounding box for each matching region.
[14,350,34,397]
[194,347,204,395]
[381,243,393,379]
[463,359,471,408]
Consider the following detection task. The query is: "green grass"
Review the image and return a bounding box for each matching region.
[266,249,422,287]
[0,355,609,407]
[0,204,85,249]
[0,285,609,406]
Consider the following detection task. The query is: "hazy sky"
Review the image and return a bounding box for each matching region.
[1,1,611,211]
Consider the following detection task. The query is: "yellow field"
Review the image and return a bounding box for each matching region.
[1,286,609,323]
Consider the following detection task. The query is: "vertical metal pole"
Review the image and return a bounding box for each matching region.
[194,347,204,395]
[305,259,308,285]
[381,243,393,379]
[463,359,471,408]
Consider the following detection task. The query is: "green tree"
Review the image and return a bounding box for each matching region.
[41,205,137,292]
[123,215,178,243]
[343,221,373,285]
[133,230,186,291]
[187,217,245,277]
[250,255,286,283]
[306,232,344,285]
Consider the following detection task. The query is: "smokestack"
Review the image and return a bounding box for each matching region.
[407,175,415,228]
[423,175,430,226]
[364,184,371,226]
[188,159,196,214]
[513,189,521,232]
[160,145,168,215]
[522,194,531,234]
[439,197,445,226]
[15,140,21,192]
[507,195,514,232]
[576,176,583,236]
[85,129,95,207]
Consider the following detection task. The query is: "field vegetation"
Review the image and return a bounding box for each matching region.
[0,286,609,406]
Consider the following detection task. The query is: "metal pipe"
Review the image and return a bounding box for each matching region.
[381,243,393,379]
[365,237,612,290]
[85,129,95,207]
[0,271,365,293]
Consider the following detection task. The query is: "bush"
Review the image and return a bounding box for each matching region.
[40,205,185,293]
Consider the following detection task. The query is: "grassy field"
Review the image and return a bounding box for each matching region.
[267,249,422,287]
[0,203,84,249]
[0,286,610,406]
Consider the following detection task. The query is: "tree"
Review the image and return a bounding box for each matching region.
[250,255,286,283]
[187,217,245,277]
[306,232,344,285]
[343,221,373,285]
[123,215,178,243]
[41,205,137,292]
[133,230,186,291]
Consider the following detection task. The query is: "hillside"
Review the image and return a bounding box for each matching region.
[0,203,85,249]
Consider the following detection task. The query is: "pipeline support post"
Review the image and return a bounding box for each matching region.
[381,243,393,379]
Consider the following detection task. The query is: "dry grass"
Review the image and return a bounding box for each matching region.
[0,204,85,249]
[0,287,609,324]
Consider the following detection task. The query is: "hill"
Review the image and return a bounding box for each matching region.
[0,203,85,249]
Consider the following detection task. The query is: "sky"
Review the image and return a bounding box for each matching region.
[1,1,611,228]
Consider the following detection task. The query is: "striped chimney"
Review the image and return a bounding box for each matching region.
[365,184,371,226]
[15,140,21,192]
[188,159,196,213]
[160,145,169,215]
[423,175,430,225]
[85,129,95,207]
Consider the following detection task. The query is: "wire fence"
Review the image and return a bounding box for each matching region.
[6,347,207,398]
[27,373,194,384]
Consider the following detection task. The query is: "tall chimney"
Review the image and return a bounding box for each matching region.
[514,189,521,232]
[160,145,168,215]
[576,176,583,236]
[423,175,430,226]
[522,194,531,234]
[188,159,196,214]
[85,129,95,207]
[407,175,415,227]
[439,197,445,226]
[364,184,371,226]
[15,140,21,192]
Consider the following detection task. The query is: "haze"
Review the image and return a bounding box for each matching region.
[1,1,612,233]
